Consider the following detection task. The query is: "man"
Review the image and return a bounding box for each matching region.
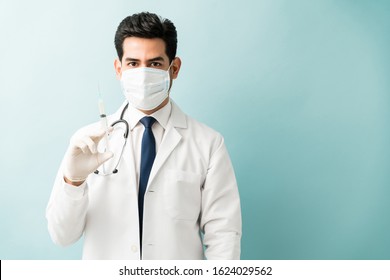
[46,12,241,260]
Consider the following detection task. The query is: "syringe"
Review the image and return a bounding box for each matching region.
[98,83,110,152]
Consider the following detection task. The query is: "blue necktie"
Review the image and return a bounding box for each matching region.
[138,116,156,248]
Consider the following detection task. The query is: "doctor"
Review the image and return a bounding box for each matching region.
[46,12,241,260]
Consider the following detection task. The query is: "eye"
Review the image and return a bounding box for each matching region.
[150,62,162,68]
[127,62,138,67]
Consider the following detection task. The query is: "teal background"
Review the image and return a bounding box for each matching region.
[0,0,389,259]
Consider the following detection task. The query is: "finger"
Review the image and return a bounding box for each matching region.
[90,128,107,143]
[96,151,114,166]
[81,136,97,154]
[72,138,89,154]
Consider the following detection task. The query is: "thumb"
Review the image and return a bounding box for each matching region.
[97,151,114,165]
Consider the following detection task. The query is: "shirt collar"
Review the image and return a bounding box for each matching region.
[126,100,172,130]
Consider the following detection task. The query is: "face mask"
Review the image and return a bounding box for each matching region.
[120,65,171,111]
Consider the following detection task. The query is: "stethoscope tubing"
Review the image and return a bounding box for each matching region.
[94,103,131,176]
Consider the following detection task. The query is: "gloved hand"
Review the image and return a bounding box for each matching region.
[63,126,114,183]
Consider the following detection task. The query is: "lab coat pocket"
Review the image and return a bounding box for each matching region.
[163,169,201,220]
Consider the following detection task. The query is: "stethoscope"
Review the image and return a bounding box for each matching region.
[94,103,130,176]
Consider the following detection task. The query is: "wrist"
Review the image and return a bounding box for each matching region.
[64,176,85,187]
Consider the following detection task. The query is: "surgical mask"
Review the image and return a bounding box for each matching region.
[120,65,171,110]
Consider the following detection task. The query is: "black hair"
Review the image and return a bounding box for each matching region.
[114,12,177,63]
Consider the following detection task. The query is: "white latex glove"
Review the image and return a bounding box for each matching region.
[63,126,114,182]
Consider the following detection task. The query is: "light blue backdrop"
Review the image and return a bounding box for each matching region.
[0,0,389,259]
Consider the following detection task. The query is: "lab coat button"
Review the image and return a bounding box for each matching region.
[131,245,138,253]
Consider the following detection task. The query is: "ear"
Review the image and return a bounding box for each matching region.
[170,57,182,80]
[114,58,122,80]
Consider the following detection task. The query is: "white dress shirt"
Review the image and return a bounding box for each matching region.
[125,101,172,192]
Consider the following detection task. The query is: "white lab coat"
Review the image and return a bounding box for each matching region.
[46,101,241,260]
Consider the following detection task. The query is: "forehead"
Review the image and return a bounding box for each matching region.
[122,37,168,60]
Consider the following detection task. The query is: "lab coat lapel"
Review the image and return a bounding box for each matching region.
[112,102,138,193]
[147,102,187,189]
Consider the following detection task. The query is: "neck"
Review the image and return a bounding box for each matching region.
[139,97,169,115]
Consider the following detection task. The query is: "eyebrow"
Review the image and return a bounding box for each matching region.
[124,56,166,62]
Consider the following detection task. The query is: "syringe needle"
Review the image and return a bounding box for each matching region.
[98,84,110,152]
